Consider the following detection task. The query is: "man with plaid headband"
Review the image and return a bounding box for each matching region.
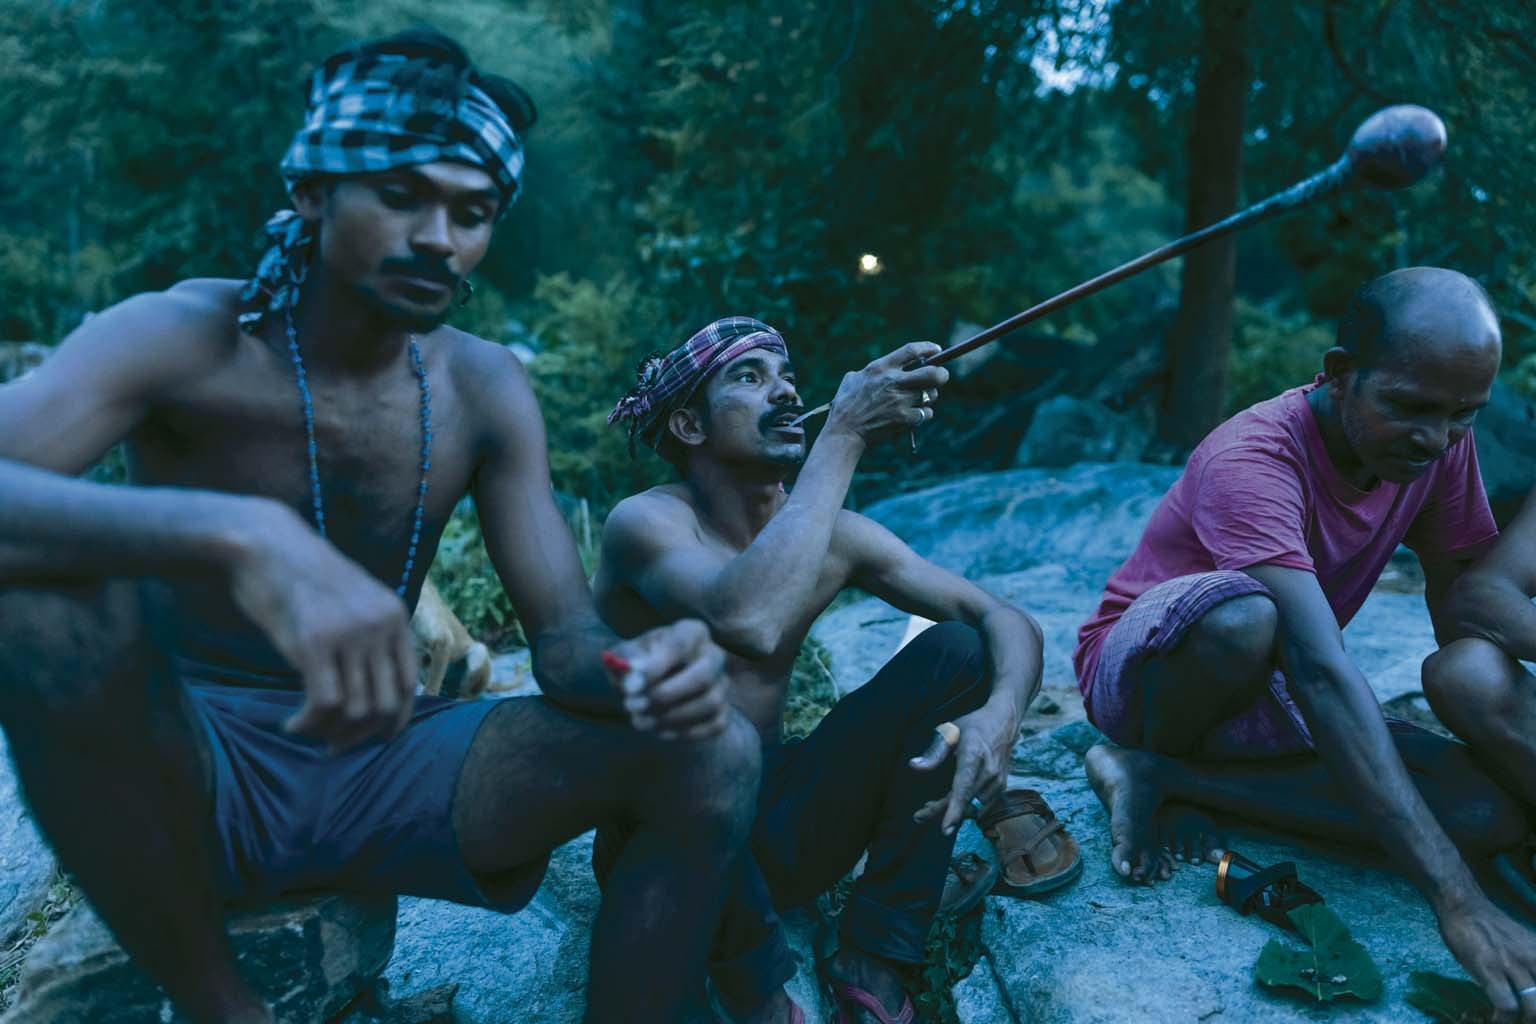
[0,29,758,1024]
[596,319,1064,1023]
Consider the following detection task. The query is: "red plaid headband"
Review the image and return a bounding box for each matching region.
[610,316,789,453]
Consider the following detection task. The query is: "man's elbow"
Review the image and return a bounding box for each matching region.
[1017,609,1044,649]
[985,604,1043,650]
[688,589,783,659]
[711,618,780,661]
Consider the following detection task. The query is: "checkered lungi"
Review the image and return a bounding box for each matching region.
[1083,570,1316,759]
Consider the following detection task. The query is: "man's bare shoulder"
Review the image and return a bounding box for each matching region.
[435,326,530,389]
[605,486,701,551]
[48,279,245,387]
[432,328,539,427]
[94,278,241,334]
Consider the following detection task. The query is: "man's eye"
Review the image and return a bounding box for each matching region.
[737,373,758,383]
[377,187,416,207]
[454,207,491,228]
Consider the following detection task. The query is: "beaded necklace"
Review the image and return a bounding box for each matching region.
[283,303,432,598]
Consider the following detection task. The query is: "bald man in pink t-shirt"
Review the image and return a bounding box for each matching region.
[1076,268,1536,1017]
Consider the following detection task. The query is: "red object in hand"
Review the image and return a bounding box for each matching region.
[601,651,632,674]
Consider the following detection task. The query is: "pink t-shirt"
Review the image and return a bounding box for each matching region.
[1074,377,1499,696]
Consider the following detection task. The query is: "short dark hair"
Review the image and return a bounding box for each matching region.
[1336,268,1495,373]
[350,28,538,134]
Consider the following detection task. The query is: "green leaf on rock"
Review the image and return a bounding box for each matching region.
[1252,903,1384,1003]
[1404,971,1494,1022]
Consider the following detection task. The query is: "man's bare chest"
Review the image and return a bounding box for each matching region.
[129,355,474,555]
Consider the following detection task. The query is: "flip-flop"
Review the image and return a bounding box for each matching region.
[938,850,999,917]
[826,979,915,1024]
[709,990,805,1024]
[979,788,1083,898]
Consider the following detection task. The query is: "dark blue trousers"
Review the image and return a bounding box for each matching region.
[595,621,991,1009]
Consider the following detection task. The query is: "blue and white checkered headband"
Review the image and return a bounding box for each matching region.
[240,46,523,332]
[281,47,523,207]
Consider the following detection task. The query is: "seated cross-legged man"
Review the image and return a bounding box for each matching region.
[1074,266,1536,1017]
[595,318,1066,1024]
[0,31,760,1024]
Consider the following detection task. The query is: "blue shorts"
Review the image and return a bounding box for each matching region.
[187,684,547,911]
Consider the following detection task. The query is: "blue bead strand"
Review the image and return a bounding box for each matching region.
[284,303,432,599]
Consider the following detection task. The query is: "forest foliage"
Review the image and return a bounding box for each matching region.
[3,0,1533,528]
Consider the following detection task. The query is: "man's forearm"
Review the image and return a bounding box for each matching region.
[0,459,275,584]
[701,431,865,646]
[1289,656,1480,911]
[528,616,625,715]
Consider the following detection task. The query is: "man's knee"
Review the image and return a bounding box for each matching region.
[1188,593,1277,668]
[892,620,988,702]
[905,620,985,665]
[653,709,762,833]
[0,581,166,727]
[1422,638,1523,725]
[1140,595,1277,755]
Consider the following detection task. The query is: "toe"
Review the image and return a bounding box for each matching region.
[1110,840,1135,879]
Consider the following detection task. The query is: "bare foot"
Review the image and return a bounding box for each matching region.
[824,946,910,1023]
[1155,802,1226,865]
[1085,743,1174,883]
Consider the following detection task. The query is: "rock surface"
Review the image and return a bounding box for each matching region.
[803,463,1481,1021]
[7,893,396,1024]
[380,834,831,1023]
[0,462,1503,1022]
[939,724,1464,1023]
[812,464,1440,706]
[0,735,57,947]
[1014,396,1152,469]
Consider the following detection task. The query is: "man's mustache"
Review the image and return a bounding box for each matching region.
[381,258,458,288]
[760,406,807,430]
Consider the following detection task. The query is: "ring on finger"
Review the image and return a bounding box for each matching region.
[920,389,935,405]
[968,796,987,817]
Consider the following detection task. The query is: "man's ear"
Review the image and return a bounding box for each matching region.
[290,179,328,222]
[668,407,707,450]
[1321,346,1358,397]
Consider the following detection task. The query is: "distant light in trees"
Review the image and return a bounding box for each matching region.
[857,253,884,276]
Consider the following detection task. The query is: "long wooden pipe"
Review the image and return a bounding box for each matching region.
[790,104,1447,427]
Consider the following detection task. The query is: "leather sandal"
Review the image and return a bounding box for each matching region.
[979,788,1083,898]
[938,850,1000,917]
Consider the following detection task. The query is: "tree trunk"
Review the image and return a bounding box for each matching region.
[1157,0,1255,448]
